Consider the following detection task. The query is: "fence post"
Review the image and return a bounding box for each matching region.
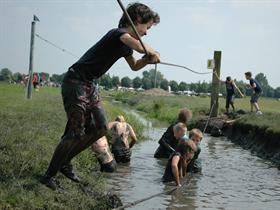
[210,51,222,117]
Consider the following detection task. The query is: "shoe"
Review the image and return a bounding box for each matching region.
[256,110,263,115]
[40,175,58,190]
[60,164,81,183]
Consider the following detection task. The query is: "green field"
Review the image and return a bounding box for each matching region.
[0,83,143,209]
[111,91,280,134]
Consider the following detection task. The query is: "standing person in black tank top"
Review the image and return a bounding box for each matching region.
[219,76,244,113]
[40,3,160,190]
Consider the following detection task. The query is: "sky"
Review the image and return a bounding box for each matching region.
[1,0,280,88]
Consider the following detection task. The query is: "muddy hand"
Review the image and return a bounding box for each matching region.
[145,52,160,64]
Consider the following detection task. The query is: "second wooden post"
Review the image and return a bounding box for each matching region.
[210,51,222,117]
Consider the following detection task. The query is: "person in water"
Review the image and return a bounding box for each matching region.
[245,71,263,115]
[220,76,244,113]
[162,140,197,187]
[40,2,160,190]
[91,136,117,173]
[154,108,192,158]
[185,128,203,173]
[108,115,137,163]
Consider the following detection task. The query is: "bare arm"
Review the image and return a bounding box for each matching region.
[120,33,160,70]
[251,82,257,94]
[120,33,156,54]
[232,81,244,97]
[128,124,137,148]
[125,55,148,71]
[107,121,117,130]
[171,156,181,186]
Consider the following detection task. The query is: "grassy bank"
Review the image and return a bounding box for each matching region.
[110,91,280,134]
[0,83,143,209]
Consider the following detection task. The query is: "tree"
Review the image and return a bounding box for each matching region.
[255,73,270,97]
[12,72,23,83]
[50,73,65,84]
[169,80,179,92]
[266,86,275,98]
[132,76,142,89]
[196,81,209,93]
[0,68,13,81]
[100,74,112,89]
[274,87,280,98]
[178,81,188,91]
[255,73,268,88]
[142,77,152,90]
[39,72,50,81]
[189,83,198,92]
[111,76,120,87]
[121,76,132,87]
[160,79,169,91]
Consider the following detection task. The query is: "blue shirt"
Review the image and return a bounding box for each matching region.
[68,28,133,82]
[250,78,262,93]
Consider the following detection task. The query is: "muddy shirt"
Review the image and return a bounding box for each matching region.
[162,152,183,182]
[154,123,180,158]
[111,122,133,149]
[68,28,133,82]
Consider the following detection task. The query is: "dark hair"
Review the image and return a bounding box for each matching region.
[176,141,197,156]
[177,108,192,124]
[245,71,252,77]
[226,76,231,81]
[118,2,160,28]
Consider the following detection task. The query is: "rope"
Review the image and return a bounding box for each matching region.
[160,62,214,75]
[35,33,79,58]
[203,101,216,134]
[113,174,193,210]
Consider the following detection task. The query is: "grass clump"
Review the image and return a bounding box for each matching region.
[0,83,144,209]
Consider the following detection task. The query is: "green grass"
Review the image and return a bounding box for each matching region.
[111,91,280,134]
[0,83,144,209]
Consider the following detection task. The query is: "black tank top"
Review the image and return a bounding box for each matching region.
[162,152,183,182]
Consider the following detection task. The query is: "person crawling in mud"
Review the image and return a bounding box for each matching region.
[108,115,137,163]
[219,76,244,113]
[40,2,160,190]
[162,140,197,187]
[91,136,117,173]
[185,128,203,173]
[154,108,192,158]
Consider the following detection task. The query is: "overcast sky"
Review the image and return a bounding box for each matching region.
[1,0,280,88]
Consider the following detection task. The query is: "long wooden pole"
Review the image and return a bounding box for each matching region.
[210,51,221,117]
[26,20,36,99]
[116,0,148,55]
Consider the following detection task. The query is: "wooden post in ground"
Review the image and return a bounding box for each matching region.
[210,51,222,117]
[26,15,39,99]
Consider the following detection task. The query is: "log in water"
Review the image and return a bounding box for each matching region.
[106,124,280,210]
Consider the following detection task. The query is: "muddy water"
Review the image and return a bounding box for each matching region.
[106,124,280,210]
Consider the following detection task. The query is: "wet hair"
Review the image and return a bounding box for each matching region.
[245,71,252,77]
[173,122,187,134]
[177,108,192,124]
[115,115,125,122]
[226,76,231,81]
[118,2,160,28]
[189,128,203,141]
[176,140,197,156]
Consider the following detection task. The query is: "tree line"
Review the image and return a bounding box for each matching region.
[0,68,65,84]
[1,67,280,98]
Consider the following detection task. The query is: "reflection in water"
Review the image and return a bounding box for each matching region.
[106,126,280,210]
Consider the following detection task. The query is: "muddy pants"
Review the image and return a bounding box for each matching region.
[45,79,107,177]
[112,137,131,163]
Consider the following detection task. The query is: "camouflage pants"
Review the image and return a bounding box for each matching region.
[45,79,108,177]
